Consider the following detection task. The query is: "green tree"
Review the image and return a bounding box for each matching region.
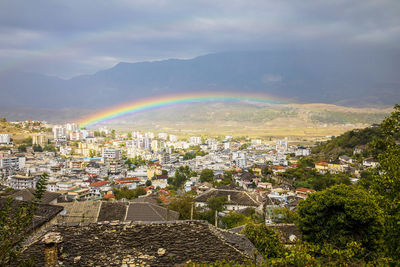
[17,145,27,152]
[145,180,152,187]
[200,169,214,183]
[297,184,384,256]
[359,104,400,261]
[221,212,248,229]
[241,223,286,258]
[168,195,198,220]
[206,196,227,212]
[0,173,48,265]
[0,117,7,122]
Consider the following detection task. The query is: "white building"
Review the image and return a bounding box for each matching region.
[189,136,201,145]
[102,148,122,160]
[158,133,168,140]
[53,125,67,140]
[169,135,178,142]
[0,156,25,169]
[10,175,35,190]
[0,134,11,145]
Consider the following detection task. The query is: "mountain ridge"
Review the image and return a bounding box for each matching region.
[1,50,399,110]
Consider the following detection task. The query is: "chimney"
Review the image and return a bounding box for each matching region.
[227,194,231,202]
[42,232,63,267]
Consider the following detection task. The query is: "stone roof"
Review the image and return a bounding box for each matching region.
[126,202,179,221]
[10,189,60,204]
[195,189,261,207]
[20,221,259,266]
[57,201,179,223]
[0,198,63,232]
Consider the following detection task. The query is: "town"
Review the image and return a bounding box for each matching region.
[0,111,396,265]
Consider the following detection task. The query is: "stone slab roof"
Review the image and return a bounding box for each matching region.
[0,198,63,232]
[10,189,60,204]
[126,202,179,221]
[20,221,258,266]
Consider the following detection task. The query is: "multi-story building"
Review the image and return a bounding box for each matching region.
[53,125,67,141]
[189,136,202,145]
[10,175,35,190]
[0,156,25,169]
[32,133,49,146]
[102,148,121,160]
[0,134,11,145]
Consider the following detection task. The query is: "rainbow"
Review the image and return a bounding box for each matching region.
[78,92,288,128]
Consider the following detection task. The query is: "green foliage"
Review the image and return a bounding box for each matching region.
[43,145,56,152]
[200,169,214,183]
[297,184,384,256]
[0,173,48,265]
[239,143,250,150]
[168,166,197,189]
[271,207,298,224]
[241,223,286,259]
[125,155,147,168]
[281,164,351,191]
[161,169,168,176]
[32,144,42,152]
[221,212,249,229]
[206,196,227,212]
[312,126,382,159]
[358,104,400,261]
[168,195,198,220]
[0,117,7,122]
[113,187,146,200]
[268,241,393,266]
[145,180,152,187]
[17,145,27,152]
[183,145,207,160]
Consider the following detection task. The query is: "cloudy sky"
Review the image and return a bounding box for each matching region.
[0,0,399,78]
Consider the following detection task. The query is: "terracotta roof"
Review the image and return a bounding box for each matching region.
[296,188,315,193]
[114,177,140,183]
[89,181,109,187]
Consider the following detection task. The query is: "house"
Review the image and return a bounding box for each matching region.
[314,161,329,173]
[339,155,355,164]
[327,160,346,173]
[9,188,60,205]
[363,158,379,168]
[296,188,315,199]
[88,181,111,198]
[270,165,285,174]
[195,189,263,211]
[114,177,140,190]
[147,162,162,179]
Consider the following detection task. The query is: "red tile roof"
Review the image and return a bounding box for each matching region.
[114,177,140,183]
[89,181,109,187]
[296,188,315,193]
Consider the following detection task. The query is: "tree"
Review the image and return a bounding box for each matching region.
[0,117,6,122]
[200,169,214,183]
[17,145,27,152]
[297,184,384,255]
[32,144,42,152]
[168,195,198,220]
[145,180,152,187]
[0,173,48,265]
[359,104,400,261]
[241,223,286,258]
[206,196,227,212]
[221,212,248,229]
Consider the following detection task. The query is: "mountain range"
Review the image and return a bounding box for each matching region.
[1,50,399,111]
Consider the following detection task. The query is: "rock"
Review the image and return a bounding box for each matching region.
[157,248,166,256]
[73,256,81,263]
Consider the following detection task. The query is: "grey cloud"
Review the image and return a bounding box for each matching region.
[0,0,399,77]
